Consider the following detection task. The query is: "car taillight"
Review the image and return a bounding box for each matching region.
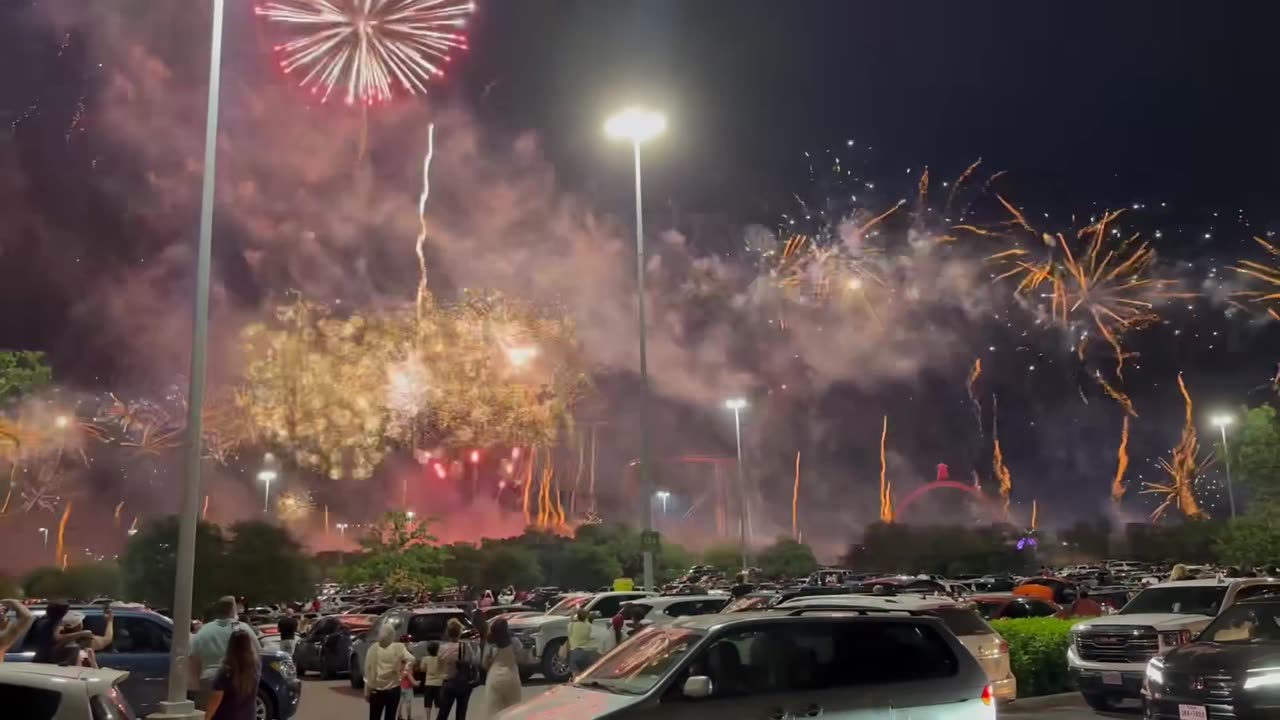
[981,684,993,706]
[998,638,1009,655]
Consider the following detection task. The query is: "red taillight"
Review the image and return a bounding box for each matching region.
[981,684,993,706]
[998,639,1009,654]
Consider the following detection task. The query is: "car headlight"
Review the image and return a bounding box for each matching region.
[1146,658,1164,687]
[1244,667,1280,690]
[1158,630,1193,649]
[271,657,298,681]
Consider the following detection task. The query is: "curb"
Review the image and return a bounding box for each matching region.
[1000,691,1080,712]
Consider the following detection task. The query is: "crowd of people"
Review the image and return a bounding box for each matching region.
[362,615,522,720]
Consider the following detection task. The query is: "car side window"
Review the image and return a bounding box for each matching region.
[1026,600,1057,617]
[590,596,628,619]
[1003,601,1031,619]
[310,619,333,639]
[407,615,448,642]
[670,628,771,700]
[1234,585,1280,602]
[0,682,62,719]
[109,616,171,654]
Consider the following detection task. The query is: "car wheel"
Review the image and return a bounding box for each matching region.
[255,688,274,720]
[349,656,365,689]
[320,651,336,680]
[1082,693,1114,711]
[541,638,570,682]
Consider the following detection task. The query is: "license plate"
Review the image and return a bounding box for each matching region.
[1178,705,1207,720]
[1102,671,1122,685]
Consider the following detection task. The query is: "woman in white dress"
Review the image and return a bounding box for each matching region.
[482,618,522,713]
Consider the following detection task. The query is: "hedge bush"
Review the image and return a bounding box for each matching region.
[991,617,1075,697]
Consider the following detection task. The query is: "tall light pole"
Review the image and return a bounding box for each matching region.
[725,398,749,572]
[257,469,278,514]
[161,1,224,717]
[1212,414,1237,519]
[656,490,670,516]
[606,107,666,592]
[38,527,48,549]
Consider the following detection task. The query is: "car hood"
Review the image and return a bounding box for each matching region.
[1076,613,1212,631]
[494,683,639,719]
[508,614,565,631]
[1163,642,1280,674]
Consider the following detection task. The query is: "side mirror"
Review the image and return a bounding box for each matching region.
[682,675,713,699]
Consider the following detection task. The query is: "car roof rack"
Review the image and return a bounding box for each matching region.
[782,605,928,617]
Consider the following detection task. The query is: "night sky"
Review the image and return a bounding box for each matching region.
[3,0,1280,557]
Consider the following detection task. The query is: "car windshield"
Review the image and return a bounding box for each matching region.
[548,596,591,616]
[723,595,773,613]
[1120,586,1228,616]
[574,626,704,694]
[1200,604,1280,644]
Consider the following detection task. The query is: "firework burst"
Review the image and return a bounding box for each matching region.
[257,0,473,105]
[277,489,316,522]
[1142,374,1212,522]
[1232,237,1280,320]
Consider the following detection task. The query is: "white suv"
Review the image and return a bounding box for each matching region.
[506,591,656,681]
[0,664,135,720]
[498,609,994,720]
[777,593,1017,701]
[1067,576,1280,711]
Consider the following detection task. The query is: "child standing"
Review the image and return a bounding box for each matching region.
[420,640,444,718]
[397,657,416,720]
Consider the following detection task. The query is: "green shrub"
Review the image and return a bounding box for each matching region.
[991,617,1075,697]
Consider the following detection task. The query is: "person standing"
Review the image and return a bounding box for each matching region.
[0,599,33,660]
[478,591,494,610]
[396,656,416,720]
[420,641,444,719]
[364,625,414,720]
[30,601,70,664]
[191,597,261,709]
[565,609,597,678]
[277,608,299,656]
[203,630,259,720]
[481,618,521,714]
[436,619,478,720]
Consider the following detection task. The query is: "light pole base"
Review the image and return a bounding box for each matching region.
[148,700,202,720]
[642,549,655,592]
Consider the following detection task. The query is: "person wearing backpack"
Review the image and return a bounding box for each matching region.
[436,618,479,720]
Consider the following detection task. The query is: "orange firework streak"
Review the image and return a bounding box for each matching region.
[945,158,982,215]
[1098,375,1139,418]
[992,396,1013,519]
[1232,237,1280,318]
[792,451,801,540]
[879,417,894,523]
[967,359,983,429]
[114,501,123,526]
[1112,416,1131,502]
[202,495,209,520]
[55,502,72,565]
[916,168,930,213]
[1142,374,1211,521]
[857,201,904,238]
[1030,500,1038,531]
[521,448,535,525]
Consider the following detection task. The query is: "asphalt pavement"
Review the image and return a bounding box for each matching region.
[296,677,555,720]
[1003,693,1140,719]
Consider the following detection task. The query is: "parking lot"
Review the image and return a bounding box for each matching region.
[297,677,556,720]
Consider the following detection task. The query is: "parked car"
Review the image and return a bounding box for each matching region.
[4,604,301,719]
[293,614,376,679]
[1068,577,1280,711]
[777,593,1016,701]
[480,604,536,621]
[619,595,730,629]
[506,591,656,682]
[348,607,473,689]
[968,593,1060,621]
[523,587,564,611]
[498,608,996,719]
[1144,595,1280,720]
[0,663,135,720]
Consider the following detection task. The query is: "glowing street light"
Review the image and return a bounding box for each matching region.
[468,450,481,502]
[724,398,750,571]
[335,522,348,537]
[606,105,666,593]
[1211,413,1237,519]
[656,490,671,515]
[257,469,278,514]
[38,527,48,548]
[53,415,70,430]
[406,511,416,521]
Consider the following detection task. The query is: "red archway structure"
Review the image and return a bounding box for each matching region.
[895,480,998,520]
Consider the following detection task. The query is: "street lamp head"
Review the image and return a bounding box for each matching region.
[257,469,278,483]
[656,490,671,499]
[604,108,666,144]
[405,511,416,519]
[38,527,46,533]
[1211,414,1235,428]
[53,415,70,430]
[725,398,748,411]
[469,450,481,463]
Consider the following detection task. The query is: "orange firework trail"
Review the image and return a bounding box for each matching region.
[1232,237,1280,320]
[1142,374,1212,521]
[792,451,801,540]
[1112,416,1131,502]
[992,396,1013,518]
[114,501,123,526]
[967,358,983,430]
[202,495,209,520]
[55,502,71,565]
[1097,375,1139,418]
[128,516,138,535]
[521,447,535,525]
[1030,500,1038,531]
[945,158,982,216]
[856,200,905,238]
[916,167,930,214]
[879,416,894,523]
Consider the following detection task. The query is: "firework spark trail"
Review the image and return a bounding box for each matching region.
[1030,499,1037,531]
[521,447,534,525]
[992,395,1013,519]
[114,501,123,526]
[1232,237,1280,320]
[996,194,1034,234]
[792,451,801,540]
[415,122,436,325]
[1142,373,1211,521]
[55,502,71,565]
[128,516,138,535]
[1112,415,1131,502]
[915,168,929,215]
[1097,375,1138,417]
[966,358,983,430]
[202,494,209,520]
[256,0,473,105]
[879,416,893,523]
[944,158,982,217]
[856,200,905,238]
